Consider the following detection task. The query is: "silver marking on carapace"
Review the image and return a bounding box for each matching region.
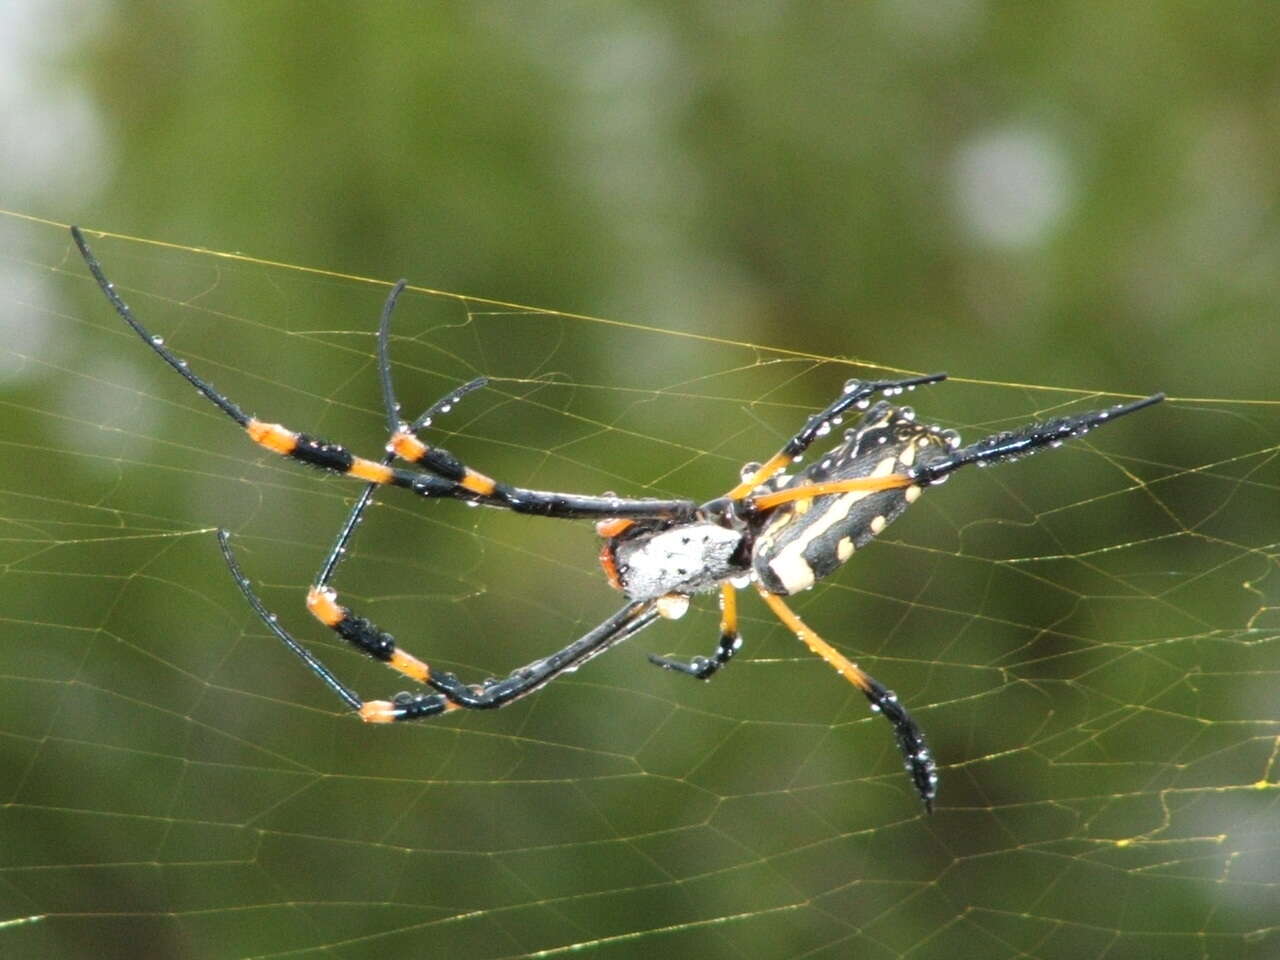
[617,523,744,601]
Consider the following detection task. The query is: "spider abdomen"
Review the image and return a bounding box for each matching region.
[752,403,954,595]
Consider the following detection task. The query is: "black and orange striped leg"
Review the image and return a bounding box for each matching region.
[648,584,743,680]
[72,226,700,524]
[725,371,947,500]
[757,587,937,811]
[218,530,458,721]
[312,278,492,591]
[298,293,494,706]
[383,416,700,520]
[304,582,437,686]
[242,418,699,519]
[259,299,490,711]
[220,529,661,722]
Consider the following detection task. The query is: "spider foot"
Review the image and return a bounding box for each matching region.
[647,652,719,680]
[867,685,938,812]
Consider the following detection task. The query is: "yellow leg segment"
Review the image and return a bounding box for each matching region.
[756,587,873,694]
[747,474,912,512]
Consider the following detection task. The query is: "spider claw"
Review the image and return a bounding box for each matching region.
[647,652,679,670]
[648,652,717,679]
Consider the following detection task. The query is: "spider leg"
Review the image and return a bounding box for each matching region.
[418,600,661,714]
[293,287,497,701]
[744,474,913,512]
[741,394,1165,514]
[218,529,458,717]
[224,272,665,706]
[647,583,743,679]
[645,583,747,680]
[72,226,698,523]
[911,393,1165,486]
[725,371,946,499]
[311,272,490,589]
[221,528,661,720]
[263,288,488,706]
[756,587,936,812]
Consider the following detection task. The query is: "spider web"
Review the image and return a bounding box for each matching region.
[2,213,1277,960]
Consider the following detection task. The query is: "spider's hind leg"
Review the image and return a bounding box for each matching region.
[301,284,491,699]
[217,529,459,721]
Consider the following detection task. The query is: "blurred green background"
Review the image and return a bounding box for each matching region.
[2,3,1278,958]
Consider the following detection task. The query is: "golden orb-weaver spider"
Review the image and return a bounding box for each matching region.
[73,226,1162,811]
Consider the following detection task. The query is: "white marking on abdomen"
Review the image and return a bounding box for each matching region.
[767,455,897,594]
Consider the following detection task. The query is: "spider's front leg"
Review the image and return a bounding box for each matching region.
[221,529,663,721]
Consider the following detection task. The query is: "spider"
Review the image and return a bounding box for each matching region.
[72,226,1163,811]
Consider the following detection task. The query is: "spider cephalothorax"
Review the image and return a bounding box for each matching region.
[599,518,749,601]
[72,224,1163,812]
